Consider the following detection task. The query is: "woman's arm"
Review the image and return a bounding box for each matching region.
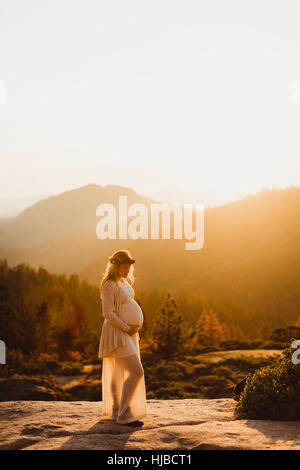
[101,281,131,333]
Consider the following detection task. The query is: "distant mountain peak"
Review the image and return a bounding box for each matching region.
[104,184,138,194]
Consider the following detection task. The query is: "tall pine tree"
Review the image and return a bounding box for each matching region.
[194,308,225,347]
[152,292,186,358]
[36,298,50,352]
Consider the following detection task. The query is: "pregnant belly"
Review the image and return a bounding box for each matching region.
[119,300,144,326]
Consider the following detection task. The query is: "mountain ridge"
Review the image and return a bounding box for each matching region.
[1,184,300,331]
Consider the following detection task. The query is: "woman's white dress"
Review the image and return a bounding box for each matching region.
[98,278,147,423]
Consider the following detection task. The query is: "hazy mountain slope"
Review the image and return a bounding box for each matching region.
[0,184,156,249]
[80,186,300,328]
[0,218,14,230]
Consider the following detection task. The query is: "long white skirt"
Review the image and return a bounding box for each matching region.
[101,332,147,423]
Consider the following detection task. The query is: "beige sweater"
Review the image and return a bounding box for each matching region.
[98,279,131,358]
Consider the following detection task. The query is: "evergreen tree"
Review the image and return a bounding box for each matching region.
[195,308,224,347]
[221,322,230,341]
[55,327,74,359]
[57,291,65,314]
[152,292,186,358]
[229,323,246,341]
[15,298,37,353]
[258,321,272,340]
[0,283,19,348]
[36,298,50,352]
[67,300,87,335]
[0,283,38,353]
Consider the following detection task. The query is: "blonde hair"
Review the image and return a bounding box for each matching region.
[100,249,136,298]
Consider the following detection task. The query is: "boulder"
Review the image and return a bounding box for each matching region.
[0,376,60,401]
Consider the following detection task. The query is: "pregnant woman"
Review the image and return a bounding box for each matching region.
[98,249,147,427]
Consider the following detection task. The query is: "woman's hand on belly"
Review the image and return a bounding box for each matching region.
[127,325,141,336]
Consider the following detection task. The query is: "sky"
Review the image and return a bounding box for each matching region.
[1,0,300,214]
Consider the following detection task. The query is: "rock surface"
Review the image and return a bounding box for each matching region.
[0,399,300,450]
